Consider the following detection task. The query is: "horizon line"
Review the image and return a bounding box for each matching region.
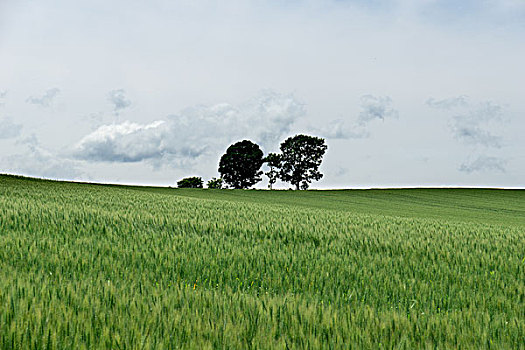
[2,173,524,191]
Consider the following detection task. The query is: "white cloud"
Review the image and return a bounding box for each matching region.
[73,90,305,165]
[74,120,173,163]
[26,88,60,107]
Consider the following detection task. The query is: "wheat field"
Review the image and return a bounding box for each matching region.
[0,175,523,349]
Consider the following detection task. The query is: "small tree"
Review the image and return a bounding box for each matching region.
[207,177,223,189]
[219,140,264,189]
[177,176,203,188]
[264,153,282,190]
[279,134,327,190]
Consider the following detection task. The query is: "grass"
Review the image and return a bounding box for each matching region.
[0,174,524,349]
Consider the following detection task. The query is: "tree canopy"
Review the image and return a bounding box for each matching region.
[279,134,327,190]
[219,140,264,189]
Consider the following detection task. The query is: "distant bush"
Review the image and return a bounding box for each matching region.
[207,177,223,189]
[177,176,203,188]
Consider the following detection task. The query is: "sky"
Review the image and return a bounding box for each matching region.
[1,0,524,188]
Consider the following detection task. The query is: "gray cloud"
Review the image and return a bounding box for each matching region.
[242,90,304,146]
[26,88,60,107]
[0,117,22,139]
[451,117,502,148]
[427,97,509,174]
[426,96,468,110]
[334,167,349,177]
[459,156,506,173]
[314,95,397,140]
[5,135,82,179]
[74,90,304,165]
[458,101,504,122]
[358,95,398,124]
[427,96,506,148]
[313,119,368,139]
[108,89,131,115]
[451,101,505,147]
[80,112,105,129]
[0,90,7,106]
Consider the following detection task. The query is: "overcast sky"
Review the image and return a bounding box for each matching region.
[1,0,524,188]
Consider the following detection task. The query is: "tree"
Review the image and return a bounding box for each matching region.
[264,153,282,190]
[218,140,264,189]
[279,134,327,190]
[177,176,203,188]
[207,177,223,189]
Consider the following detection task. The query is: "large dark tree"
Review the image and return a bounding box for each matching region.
[219,140,264,189]
[279,134,327,190]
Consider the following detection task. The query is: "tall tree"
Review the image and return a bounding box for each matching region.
[219,140,264,189]
[264,153,282,190]
[279,134,327,190]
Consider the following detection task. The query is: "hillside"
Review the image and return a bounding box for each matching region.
[138,185,525,227]
[0,174,524,349]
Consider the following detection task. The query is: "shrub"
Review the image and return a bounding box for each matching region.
[177,176,203,188]
[207,177,223,189]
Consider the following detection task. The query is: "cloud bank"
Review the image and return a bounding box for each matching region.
[74,90,304,166]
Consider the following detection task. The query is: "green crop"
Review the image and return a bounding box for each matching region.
[0,175,523,349]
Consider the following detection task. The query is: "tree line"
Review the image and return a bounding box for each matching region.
[177,134,327,190]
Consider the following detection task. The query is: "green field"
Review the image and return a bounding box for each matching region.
[0,174,524,349]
